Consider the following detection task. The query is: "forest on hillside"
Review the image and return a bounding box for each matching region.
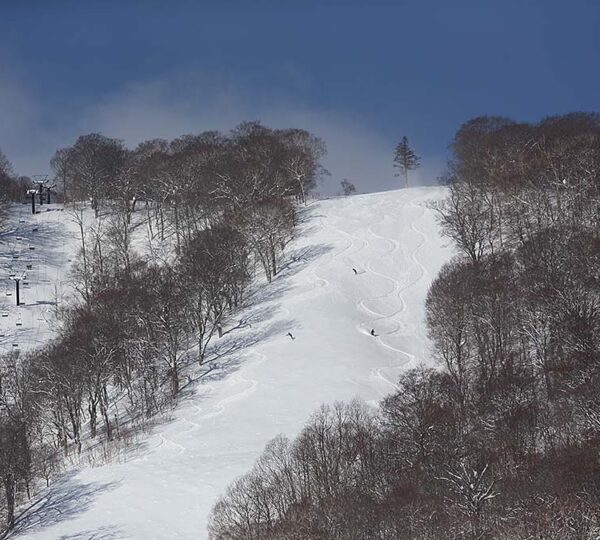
[208,113,600,540]
[0,122,326,532]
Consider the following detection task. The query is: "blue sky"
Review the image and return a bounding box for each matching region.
[1,0,599,193]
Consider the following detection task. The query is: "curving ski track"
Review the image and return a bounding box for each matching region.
[20,187,453,540]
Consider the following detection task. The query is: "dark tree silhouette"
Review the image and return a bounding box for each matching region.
[340,179,356,196]
[393,136,420,187]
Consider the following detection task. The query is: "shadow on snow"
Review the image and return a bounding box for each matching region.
[5,471,121,539]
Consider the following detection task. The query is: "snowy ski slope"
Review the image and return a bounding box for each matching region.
[10,186,453,539]
[0,202,79,356]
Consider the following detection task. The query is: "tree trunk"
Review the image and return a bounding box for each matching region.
[88,398,97,439]
[67,404,82,455]
[174,203,181,252]
[171,358,180,397]
[271,245,277,277]
[101,385,112,441]
[3,474,15,530]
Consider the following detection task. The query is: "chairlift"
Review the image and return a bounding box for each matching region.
[12,255,19,259]
[6,292,12,297]
[16,321,22,327]
[32,227,38,232]
[12,344,18,348]
[29,246,35,250]
[1,312,8,318]
[9,272,15,278]
[19,219,25,224]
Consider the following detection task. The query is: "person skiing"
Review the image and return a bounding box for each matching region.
[370,329,377,337]
[352,268,358,275]
[287,332,295,340]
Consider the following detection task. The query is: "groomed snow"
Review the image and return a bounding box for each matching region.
[11,186,453,540]
[0,203,80,355]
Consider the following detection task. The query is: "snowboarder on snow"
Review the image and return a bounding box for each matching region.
[287,332,295,340]
[370,329,377,337]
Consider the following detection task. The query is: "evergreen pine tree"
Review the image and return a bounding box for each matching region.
[393,136,420,187]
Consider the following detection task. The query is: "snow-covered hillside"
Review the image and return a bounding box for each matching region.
[0,202,79,355]
[11,186,453,540]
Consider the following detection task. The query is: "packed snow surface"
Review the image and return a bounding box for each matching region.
[12,186,453,539]
[0,203,79,355]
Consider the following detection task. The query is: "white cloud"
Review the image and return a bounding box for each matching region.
[0,71,439,193]
[0,69,44,173]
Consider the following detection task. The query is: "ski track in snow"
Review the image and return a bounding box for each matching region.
[322,192,426,392]
[17,187,453,540]
[194,374,260,422]
[374,193,432,374]
[149,352,265,459]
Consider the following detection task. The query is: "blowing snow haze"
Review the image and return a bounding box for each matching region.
[1,1,599,193]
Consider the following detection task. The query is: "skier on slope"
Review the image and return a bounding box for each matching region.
[370,329,377,337]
